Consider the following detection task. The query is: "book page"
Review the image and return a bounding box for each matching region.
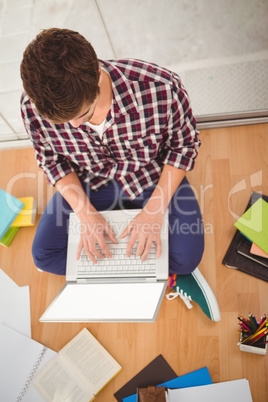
[33,356,94,402]
[59,328,121,395]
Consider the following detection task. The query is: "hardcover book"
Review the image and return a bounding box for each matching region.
[114,355,177,402]
[236,237,268,268]
[11,197,37,227]
[0,226,19,247]
[222,192,268,282]
[0,189,25,239]
[234,197,268,254]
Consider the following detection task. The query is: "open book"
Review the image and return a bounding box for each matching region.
[33,328,122,401]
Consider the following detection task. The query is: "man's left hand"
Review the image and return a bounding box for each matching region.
[119,209,164,261]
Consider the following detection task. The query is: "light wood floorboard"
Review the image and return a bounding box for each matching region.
[0,123,267,401]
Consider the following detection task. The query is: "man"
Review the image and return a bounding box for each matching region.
[20,28,220,321]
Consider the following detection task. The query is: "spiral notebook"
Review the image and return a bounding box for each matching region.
[0,323,57,401]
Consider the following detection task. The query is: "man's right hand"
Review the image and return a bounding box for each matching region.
[76,211,117,264]
[55,172,117,264]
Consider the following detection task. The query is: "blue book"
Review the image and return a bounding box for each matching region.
[0,189,25,240]
[123,367,212,402]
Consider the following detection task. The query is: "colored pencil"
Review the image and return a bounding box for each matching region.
[238,314,268,347]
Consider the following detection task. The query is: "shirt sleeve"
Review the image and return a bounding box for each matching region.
[30,126,75,186]
[160,80,201,171]
[21,97,75,186]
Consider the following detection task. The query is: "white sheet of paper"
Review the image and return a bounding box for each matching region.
[0,268,18,289]
[168,379,253,402]
[0,285,31,337]
[0,323,57,401]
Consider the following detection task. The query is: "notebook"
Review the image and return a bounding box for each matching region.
[250,242,268,259]
[0,323,57,401]
[236,237,268,268]
[167,379,252,402]
[114,354,177,402]
[11,197,37,227]
[222,192,268,282]
[40,209,169,322]
[234,197,268,254]
[0,188,25,239]
[122,367,212,402]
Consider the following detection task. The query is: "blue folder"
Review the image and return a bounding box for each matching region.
[123,367,212,402]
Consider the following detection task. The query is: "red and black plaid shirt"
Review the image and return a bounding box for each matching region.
[21,59,200,200]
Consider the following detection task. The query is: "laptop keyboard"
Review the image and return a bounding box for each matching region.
[77,243,157,278]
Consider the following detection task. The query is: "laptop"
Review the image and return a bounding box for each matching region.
[40,209,169,322]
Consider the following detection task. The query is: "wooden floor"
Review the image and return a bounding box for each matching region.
[1,123,268,401]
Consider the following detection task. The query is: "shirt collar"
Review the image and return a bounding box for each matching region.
[99,60,140,118]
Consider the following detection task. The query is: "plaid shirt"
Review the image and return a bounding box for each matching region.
[21,59,200,200]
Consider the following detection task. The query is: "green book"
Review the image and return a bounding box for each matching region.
[0,227,19,247]
[234,197,268,254]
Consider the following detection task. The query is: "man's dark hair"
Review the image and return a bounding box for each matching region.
[20,28,100,123]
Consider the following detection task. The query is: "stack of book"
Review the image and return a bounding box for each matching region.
[223,192,268,282]
[114,355,253,401]
[0,189,36,247]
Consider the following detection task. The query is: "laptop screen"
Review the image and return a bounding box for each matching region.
[40,282,167,322]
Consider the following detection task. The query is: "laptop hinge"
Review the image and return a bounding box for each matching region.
[76,277,157,284]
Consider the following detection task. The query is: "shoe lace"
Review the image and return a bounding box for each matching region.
[166,286,193,309]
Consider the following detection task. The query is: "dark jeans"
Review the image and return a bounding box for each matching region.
[32,177,204,275]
